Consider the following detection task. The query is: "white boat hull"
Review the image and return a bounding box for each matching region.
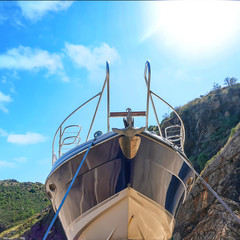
[46,132,194,239]
[68,187,174,240]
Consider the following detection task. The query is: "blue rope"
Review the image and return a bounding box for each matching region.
[43,140,94,240]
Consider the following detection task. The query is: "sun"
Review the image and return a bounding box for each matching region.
[142,1,240,60]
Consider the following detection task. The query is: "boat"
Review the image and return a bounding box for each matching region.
[45,61,195,240]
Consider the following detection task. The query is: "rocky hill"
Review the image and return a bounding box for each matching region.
[0,205,66,240]
[162,83,240,171]
[173,123,240,239]
[21,205,66,240]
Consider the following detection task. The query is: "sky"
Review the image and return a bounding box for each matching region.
[1,1,240,183]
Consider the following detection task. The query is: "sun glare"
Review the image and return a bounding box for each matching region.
[143,1,240,60]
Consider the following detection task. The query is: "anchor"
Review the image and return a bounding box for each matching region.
[113,108,145,159]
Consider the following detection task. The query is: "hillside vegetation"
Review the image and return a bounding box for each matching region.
[161,83,240,171]
[0,180,49,232]
[0,205,66,240]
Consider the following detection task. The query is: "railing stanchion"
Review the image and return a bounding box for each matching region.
[86,66,108,141]
[151,90,185,151]
[59,126,62,158]
[52,92,101,164]
[145,61,151,129]
[107,61,110,132]
[144,62,162,137]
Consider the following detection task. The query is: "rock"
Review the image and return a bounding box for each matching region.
[173,124,240,239]
[21,205,67,240]
[162,84,240,171]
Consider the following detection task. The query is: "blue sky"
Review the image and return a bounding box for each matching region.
[1,1,240,183]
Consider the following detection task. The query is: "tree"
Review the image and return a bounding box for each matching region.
[224,77,238,86]
[162,113,169,119]
[212,82,221,91]
[197,153,208,170]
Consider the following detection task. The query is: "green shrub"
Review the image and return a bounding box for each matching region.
[230,127,236,137]
[197,153,208,170]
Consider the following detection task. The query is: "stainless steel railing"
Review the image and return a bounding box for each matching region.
[144,61,185,151]
[165,125,183,149]
[52,62,110,164]
[52,61,186,165]
[60,125,82,156]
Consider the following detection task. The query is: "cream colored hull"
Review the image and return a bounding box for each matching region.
[67,188,175,240]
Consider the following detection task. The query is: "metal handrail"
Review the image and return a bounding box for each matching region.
[165,125,182,139]
[52,93,100,163]
[144,60,185,150]
[62,136,81,145]
[61,125,81,143]
[52,62,110,164]
[86,61,109,141]
[144,61,162,137]
[60,125,82,156]
[165,125,182,147]
[52,60,186,164]
[145,61,151,129]
[150,90,185,151]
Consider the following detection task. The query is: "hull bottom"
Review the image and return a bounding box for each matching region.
[67,188,175,240]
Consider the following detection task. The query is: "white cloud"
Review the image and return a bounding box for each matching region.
[0,46,67,81]
[14,19,25,29]
[7,132,47,145]
[0,46,62,73]
[0,128,8,137]
[0,161,16,168]
[65,42,119,80]
[0,91,12,113]
[14,156,27,163]
[17,1,73,21]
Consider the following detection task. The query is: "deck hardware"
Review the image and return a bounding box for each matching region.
[94,131,103,138]
[49,183,56,192]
